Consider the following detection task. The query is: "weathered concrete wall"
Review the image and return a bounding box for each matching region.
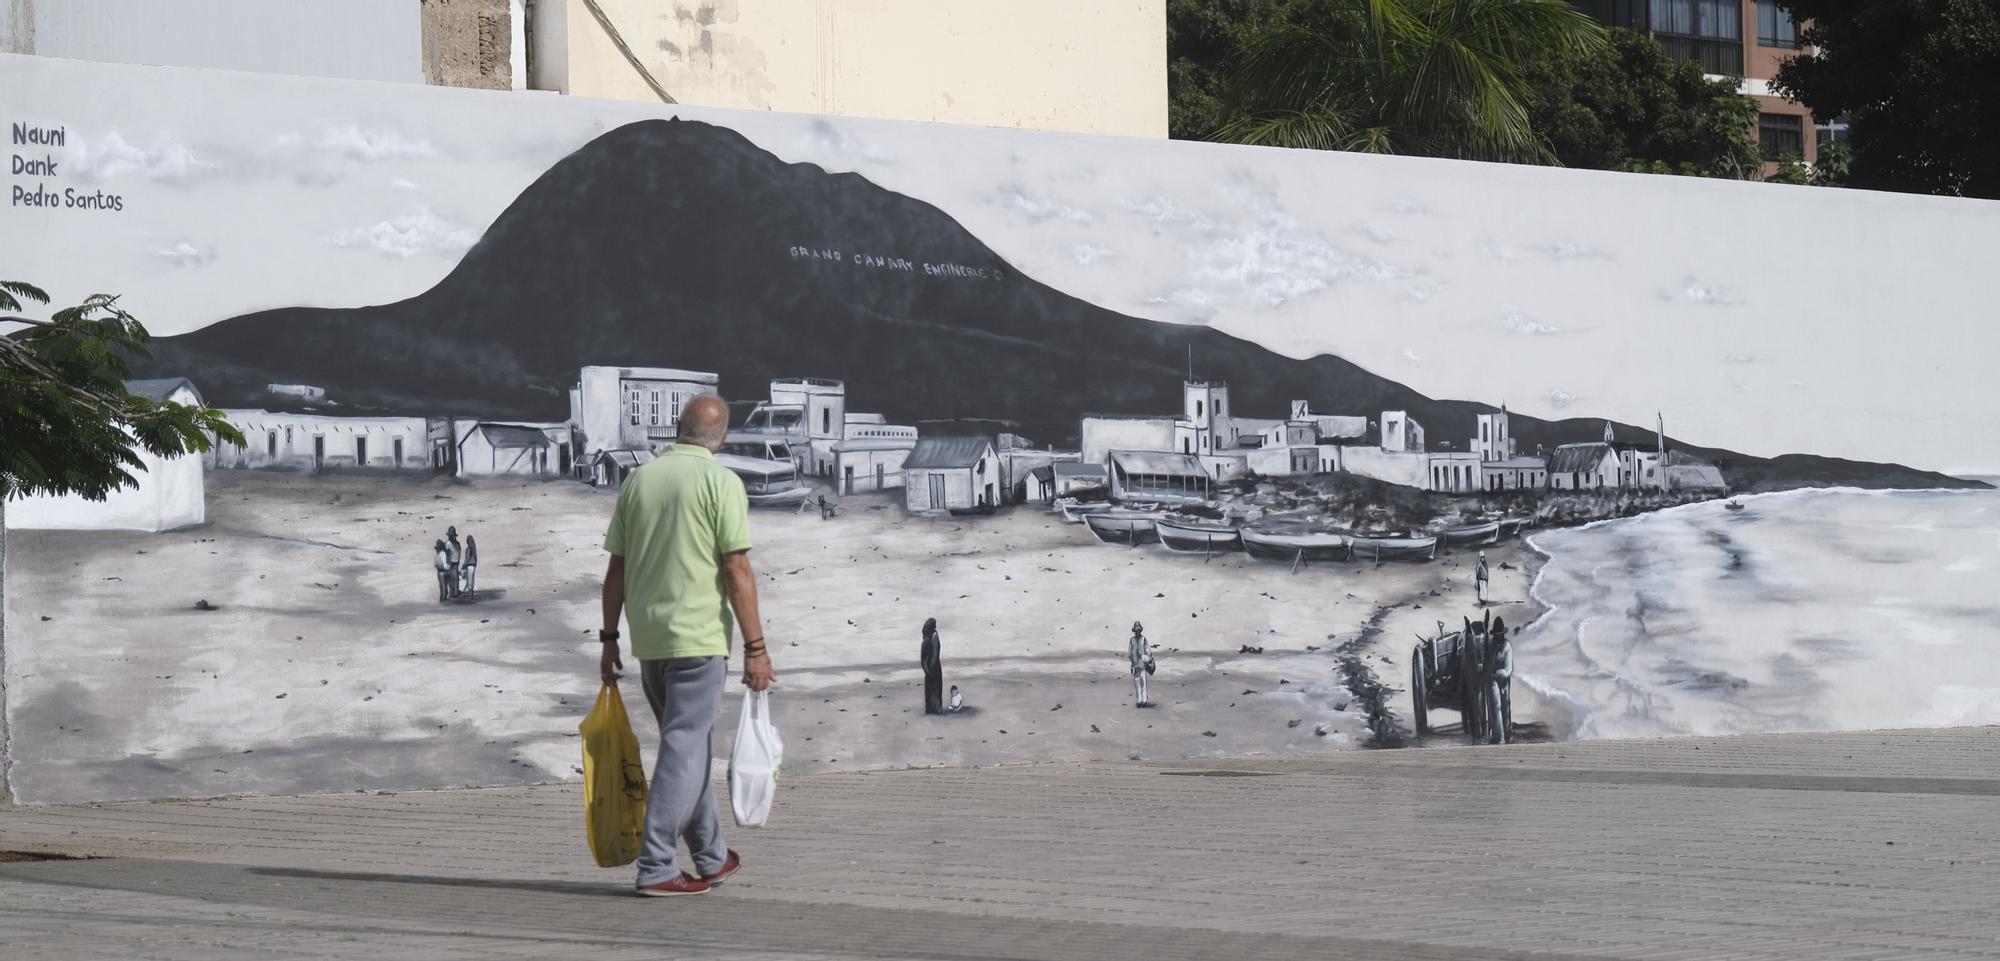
[420,0,515,91]
[543,0,1168,137]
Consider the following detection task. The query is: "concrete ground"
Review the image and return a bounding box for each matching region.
[3,726,1999,960]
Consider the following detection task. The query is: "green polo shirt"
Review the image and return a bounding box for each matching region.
[603,444,753,660]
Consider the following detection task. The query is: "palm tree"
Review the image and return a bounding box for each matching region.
[1213,0,1608,164]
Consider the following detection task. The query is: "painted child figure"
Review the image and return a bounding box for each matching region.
[948,685,963,712]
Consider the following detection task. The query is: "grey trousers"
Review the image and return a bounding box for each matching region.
[635,655,729,886]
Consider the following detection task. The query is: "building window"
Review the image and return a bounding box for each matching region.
[671,392,683,420]
[629,391,640,426]
[1653,0,1744,74]
[649,390,662,427]
[1756,0,1797,47]
[1759,112,1804,160]
[822,408,831,434]
[267,431,278,457]
[1196,400,1205,418]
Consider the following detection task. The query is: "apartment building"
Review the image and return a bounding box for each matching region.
[1572,0,1818,166]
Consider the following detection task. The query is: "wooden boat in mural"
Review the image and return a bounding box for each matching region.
[1350,532,1438,561]
[1441,520,1501,547]
[1084,512,1161,546]
[1498,515,1533,538]
[1241,527,1351,563]
[1155,518,1243,555]
[1061,500,1114,523]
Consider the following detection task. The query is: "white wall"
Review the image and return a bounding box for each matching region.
[1342,448,1430,490]
[8,448,203,532]
[0,0,421,83]
[542,0,1167,138]
[210,411,428,471]
[1081,418,1176,466]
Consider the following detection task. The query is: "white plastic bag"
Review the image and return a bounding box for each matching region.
[729,689,783,828]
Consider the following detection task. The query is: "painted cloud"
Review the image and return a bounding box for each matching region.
[328,206,481,260]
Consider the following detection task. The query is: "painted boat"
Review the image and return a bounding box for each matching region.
[1241,528,1352,563]
[1349,533,1439,561]
[1061,501,1114,523]
[1441,520,1501,546]
[1498,515,1532,538]
[746,487,814,508]
[1155,518,1244,555]
[1084,512,1161,547]
[1725,500,1745,511]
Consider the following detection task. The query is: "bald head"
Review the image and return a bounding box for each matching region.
[678,393,729,450]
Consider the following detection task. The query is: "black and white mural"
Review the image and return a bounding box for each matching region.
[3,54,1996,803]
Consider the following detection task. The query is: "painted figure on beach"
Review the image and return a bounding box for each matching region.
[1486,617,1513,744]
[445,526,463,598]
[432,538,451,602]
[921,617,944,715]
[1129,621,1152,708]
[1476,551,1490,605]
[463,534,479,594]
[948,685,963,712]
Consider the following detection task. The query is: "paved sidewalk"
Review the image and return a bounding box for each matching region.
[4,726,1999,960]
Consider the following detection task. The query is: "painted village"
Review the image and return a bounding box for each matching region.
[7,360,1737,775]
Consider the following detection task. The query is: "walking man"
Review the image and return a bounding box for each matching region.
[598,394,776,898]
[920,618,945,715]
[1475,550,1490,605]
[1128,621,1152,708]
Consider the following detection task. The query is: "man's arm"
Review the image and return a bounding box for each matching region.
[723,549,775,691]
[599,554,625,686]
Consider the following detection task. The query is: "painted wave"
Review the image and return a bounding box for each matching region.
[1518,486,2000,740]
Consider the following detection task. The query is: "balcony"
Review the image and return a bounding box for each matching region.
[1657,33,1743,75]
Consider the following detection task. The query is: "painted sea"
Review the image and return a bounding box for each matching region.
[1519,486,2000,740]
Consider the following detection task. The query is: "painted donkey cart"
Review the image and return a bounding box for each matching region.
[1409,610,1514,743]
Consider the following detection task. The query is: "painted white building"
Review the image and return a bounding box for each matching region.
[1080,415,1177,467]
[457,422,566,477]
[902,436,1001,513]
[833,440,913,495]
[1429,451,1484,493]
[1108,450,1212,503]
[208,410,429,472]
[1380,411,1426,453]
[8,378,206,533]
[1483,457,1549,491]
[569,365,719,460]
[1550,443,1622,490]
[1474,409,1514,461]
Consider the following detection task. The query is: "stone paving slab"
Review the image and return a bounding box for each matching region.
[3,726,1998,960]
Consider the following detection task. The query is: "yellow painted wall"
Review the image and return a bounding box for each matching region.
[547,0,1166,138]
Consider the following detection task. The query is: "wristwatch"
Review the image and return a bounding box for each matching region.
[598,629,620,643]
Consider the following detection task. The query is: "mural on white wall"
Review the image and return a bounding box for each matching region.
[3,54,1997,803]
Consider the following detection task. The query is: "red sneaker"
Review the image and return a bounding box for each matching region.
[635,873,710,897]
[702,850,742,886]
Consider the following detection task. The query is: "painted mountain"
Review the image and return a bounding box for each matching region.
[139,119,1979,491]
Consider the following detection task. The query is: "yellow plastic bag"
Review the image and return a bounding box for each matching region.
[579,683,648,867]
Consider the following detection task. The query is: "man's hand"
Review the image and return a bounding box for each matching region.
[599,643,624,687]
[742,650,775,692]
